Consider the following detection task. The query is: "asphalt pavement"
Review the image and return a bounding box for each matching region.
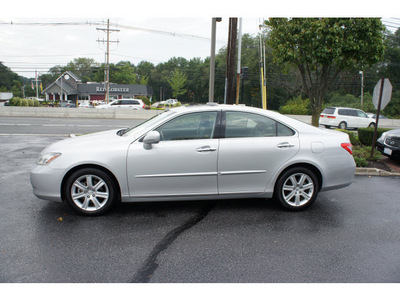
[1,134,400,283]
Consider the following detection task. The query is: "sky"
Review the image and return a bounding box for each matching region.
[1,0,400,79]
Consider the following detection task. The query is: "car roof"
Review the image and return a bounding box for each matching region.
[325,106,362,110]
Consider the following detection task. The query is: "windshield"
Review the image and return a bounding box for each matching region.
[122,110,176,137]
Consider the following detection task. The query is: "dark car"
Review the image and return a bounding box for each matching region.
[4,100,10,106]
[376,129,400,160]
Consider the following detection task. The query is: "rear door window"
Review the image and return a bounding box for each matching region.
[322,108,335,114]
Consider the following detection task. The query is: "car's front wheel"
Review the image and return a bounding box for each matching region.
[275,167,319,211]
[64,168,116,216]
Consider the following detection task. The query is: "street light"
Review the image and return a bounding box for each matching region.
[60,73,70,102]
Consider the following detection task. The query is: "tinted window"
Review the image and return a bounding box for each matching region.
[156,112,218,141]
[322,108,335,114]
[277,123,295,136]
[225,112,294,138]
[357,110,367,118]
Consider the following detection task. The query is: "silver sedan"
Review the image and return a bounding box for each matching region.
[30,104,356,215]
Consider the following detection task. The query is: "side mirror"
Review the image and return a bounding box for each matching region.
[143,131,160,150]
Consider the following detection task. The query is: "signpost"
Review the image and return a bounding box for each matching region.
[370,78,392,158]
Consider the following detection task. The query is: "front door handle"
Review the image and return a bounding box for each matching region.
[196,146,217,152]
[277,142,295,149]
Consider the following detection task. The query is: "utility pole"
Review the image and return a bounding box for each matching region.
[236,18,242,105]
[209,18,221,103]
[225,17,237,105]
[359,70,364,108]
[97,19,120,103]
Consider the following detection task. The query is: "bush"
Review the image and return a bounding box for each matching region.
[358,127,391,146]
[279,96,310,115]
[354,156,368,167]
[352,145,381,167]
[19,99,28,106]
[9,97,20,106]
[335,129,360,146]
[136,96,150,106]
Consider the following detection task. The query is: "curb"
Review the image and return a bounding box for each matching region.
[355,167,400,177]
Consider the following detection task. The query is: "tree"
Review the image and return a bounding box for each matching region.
[65,58,98,82]
[168,69,187,99]
[265,18,385,126]
[112,61,137,84]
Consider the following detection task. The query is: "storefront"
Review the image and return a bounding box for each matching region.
[42,71,153,104]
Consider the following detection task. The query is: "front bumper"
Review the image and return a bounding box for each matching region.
[376,140,400,160]
[30,165,65,202]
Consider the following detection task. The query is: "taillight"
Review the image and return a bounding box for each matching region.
[327,116,336,119]
[341,143,353,155]
[320,115,324,118]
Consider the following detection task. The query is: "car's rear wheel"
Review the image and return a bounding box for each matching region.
[338,122,347,130]
[64,168,116,216]
[275,167,319,211]
[369,123,376,128]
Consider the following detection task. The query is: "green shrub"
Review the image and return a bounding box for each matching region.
[354,156,368,167]
[279,96,310,115]
[136,96,150,106]
[358,127,391,146]
[9,97,20,106]
[19,99,28,106]
[352,145,381,167]
[335,129,360,146]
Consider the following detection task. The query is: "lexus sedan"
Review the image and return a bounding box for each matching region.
[30,104,356,216]
[376,128,400,160]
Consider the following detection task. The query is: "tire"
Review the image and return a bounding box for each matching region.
[64,168,116,216]
[338,122,347,130]
[324,125,331,129]
[275,167,319,211]
[368,123,376,128]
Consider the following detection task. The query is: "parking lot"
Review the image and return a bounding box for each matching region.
[1,134,400,283]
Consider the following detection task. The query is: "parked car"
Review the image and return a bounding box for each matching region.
[30,104,356,216]
[78,101,94,108]
[164,99,178,106]
[4,100,10,106]
[95,99,145,110]
[60,100,76,108]
[376,129,400,160]
[366,113,387,119]
[320,107,375,129]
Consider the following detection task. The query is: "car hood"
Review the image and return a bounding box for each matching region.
[42,129,127,154]
[386,128,400,136]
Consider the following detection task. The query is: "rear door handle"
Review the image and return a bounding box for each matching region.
[196,146,217,152]
[277,142,295,149]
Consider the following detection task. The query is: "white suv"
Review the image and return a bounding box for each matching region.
[319,107,375,129]
[96,99,145,110]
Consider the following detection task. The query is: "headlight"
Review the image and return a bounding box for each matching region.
[36,152,62,165]
[378,132,389,141]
